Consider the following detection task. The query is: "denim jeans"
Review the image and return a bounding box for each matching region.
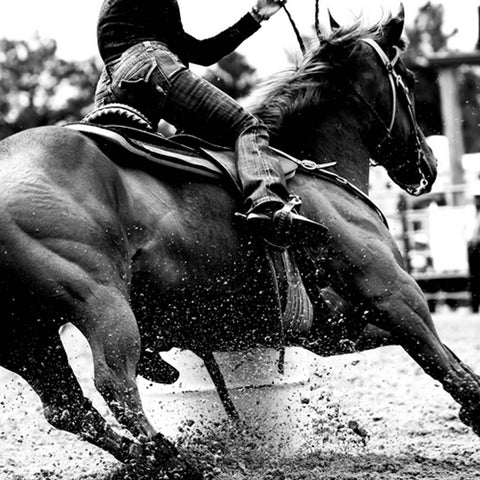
[94,41,289,212]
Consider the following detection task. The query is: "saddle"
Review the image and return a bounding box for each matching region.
[69,103,298,195]
[68,104,315,362]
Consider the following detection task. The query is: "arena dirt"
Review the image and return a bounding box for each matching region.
[2,308,480,480]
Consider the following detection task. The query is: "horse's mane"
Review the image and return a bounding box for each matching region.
[249,17,407,136]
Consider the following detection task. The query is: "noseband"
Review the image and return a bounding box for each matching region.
[359,38,430,195]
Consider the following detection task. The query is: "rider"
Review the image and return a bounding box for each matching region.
[94,0,326,247]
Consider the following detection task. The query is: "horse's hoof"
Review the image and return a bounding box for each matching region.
[137,435,204,479]
[120,457,204,480]
[162,460,204,480]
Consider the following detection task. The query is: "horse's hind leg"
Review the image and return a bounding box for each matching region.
[1,320,132,461]
[72,285,151,437]
[72,284,200,477]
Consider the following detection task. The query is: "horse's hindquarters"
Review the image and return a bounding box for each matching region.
[0,127,134,340]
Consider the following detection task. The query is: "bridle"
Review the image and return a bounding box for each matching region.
[357,38,430,196]
[362,38,403,133]
[283,4,431,195]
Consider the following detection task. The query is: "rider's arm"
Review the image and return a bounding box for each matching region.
[171,0,286,66]
[175,12,261,67]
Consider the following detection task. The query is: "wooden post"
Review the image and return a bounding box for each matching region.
[436,67,465,205]
[427,51,480,206]
[476,6,480,51]
[398,194,412,274]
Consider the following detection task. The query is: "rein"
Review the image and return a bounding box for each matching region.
[282,5,306,54]
[298,163,389,228]
[358,38,429,196]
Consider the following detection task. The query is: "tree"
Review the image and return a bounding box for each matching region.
[0,35,100,140]
[404,2,451,139]
[406,2,457,57]
[405,2,480,153]
[202,51,257,100]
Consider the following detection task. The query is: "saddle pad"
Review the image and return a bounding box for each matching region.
[66,123,298,193]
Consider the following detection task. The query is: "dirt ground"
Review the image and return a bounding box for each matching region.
[2,307,480,479]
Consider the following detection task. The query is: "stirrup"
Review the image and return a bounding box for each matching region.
[272,197,329,247]
[235,195,329,248]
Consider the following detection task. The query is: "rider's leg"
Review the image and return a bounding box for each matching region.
[165,78,287,212]
[163,68,328,245]
[105,41,326,246]
[94,67,117,108]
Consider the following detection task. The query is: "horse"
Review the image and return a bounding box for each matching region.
[1,7,479,478]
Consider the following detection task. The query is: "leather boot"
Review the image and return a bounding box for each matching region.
[239,196,330,248]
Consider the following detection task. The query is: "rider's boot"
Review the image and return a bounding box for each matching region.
[238,196,329,249]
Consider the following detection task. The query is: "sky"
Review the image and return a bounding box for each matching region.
[0,0,479,76]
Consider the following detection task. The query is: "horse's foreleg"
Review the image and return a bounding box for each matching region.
[354,268,480,433]
[354,323,394,350]
[307,222,480,434]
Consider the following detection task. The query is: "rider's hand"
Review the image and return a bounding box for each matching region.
[250,0,286,22]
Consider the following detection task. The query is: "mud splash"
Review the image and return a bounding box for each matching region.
[2,309,480,479]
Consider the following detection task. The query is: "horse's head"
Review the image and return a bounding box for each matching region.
[253,5,437,196]
[324,5,437,195]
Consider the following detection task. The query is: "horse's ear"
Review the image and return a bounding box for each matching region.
[383,3,405,45]
[328,9,341,30]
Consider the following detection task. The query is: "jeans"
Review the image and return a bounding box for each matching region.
[94,41,290,212]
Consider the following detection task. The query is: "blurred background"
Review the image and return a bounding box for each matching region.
[2,0,480,310]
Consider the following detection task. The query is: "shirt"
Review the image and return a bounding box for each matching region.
[97,0,261,66]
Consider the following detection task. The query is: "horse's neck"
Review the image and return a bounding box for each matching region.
[274,113,372,195]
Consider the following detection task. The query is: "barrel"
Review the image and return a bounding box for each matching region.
[60,324,315,456]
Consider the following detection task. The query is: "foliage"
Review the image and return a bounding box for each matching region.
[406,2,457,57]
[0,35,255,140]
[404,3,448,139]
[202,51,257,100]
[0,35,100,140]
[405,2,480,153]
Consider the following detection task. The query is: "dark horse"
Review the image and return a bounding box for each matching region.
[1,8,480,478]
